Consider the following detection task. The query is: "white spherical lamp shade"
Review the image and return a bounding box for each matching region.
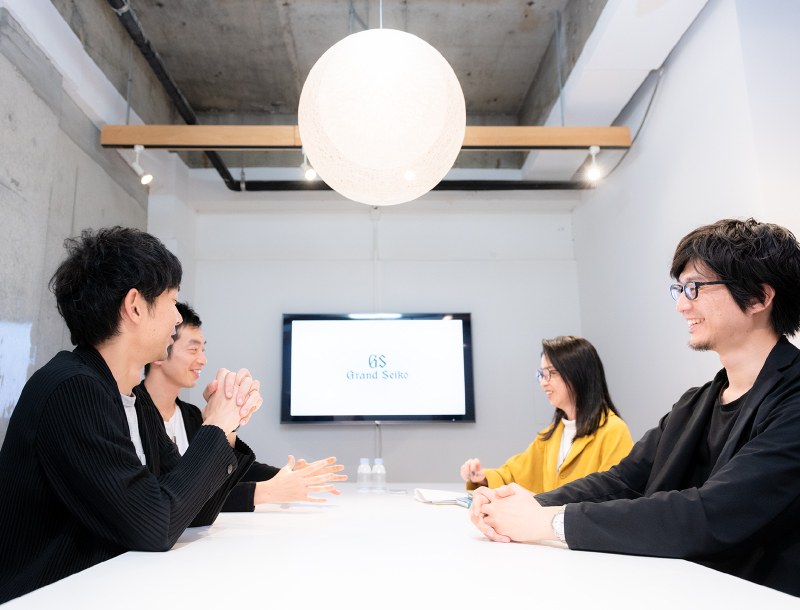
[299,29,466,206]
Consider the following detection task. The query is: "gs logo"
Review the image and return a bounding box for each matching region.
[369,355,386,369]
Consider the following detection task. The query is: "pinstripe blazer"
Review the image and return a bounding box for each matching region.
[0,346,254,604]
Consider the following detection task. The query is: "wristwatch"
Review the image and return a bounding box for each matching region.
[551,507,567,544]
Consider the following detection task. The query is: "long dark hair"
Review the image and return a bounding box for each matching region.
[538,336,620,441]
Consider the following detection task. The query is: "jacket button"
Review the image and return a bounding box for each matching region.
[227,464,233,475]
[560,473,566,479]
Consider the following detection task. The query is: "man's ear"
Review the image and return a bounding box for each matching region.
[749,284,776,315]
[120,288,144,325]
[151,360,164,367]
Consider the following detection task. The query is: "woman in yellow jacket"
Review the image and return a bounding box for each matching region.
[461,336,633,494]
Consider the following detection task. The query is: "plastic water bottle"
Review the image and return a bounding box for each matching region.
[372,458,386,493]
[357,458,372,492]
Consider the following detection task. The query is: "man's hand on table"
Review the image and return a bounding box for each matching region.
[294,457,347,495]
[254,456,345,505]
[470,483,563,543]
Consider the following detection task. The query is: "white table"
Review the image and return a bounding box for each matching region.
[7,483,799,609]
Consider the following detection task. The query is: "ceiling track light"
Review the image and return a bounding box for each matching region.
[132,144,153,185]
[300,148,317,181]
[587,145,601,181]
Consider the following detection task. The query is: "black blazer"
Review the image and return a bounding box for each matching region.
[537,337,800,596]
[0,347,255,604]
[133,383,280,512]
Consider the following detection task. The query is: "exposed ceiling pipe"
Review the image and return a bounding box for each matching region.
[105,0,592,192]
[240,180,590,192]
[106,0,240,191]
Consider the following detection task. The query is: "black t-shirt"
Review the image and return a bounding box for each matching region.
[682,387,750,489]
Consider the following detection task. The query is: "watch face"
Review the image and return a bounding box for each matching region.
[553,511,566,542]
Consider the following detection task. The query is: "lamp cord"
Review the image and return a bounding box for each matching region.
[380,0,383,28]
[602,67,663,179]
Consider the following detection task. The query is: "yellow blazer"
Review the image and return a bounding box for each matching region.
[468,412,633,494]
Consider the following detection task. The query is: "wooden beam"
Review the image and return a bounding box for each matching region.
[101,125,302,150]
[101,124,631,151]
[461,126,630,150]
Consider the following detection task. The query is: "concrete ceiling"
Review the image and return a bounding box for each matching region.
[132,0,575,116]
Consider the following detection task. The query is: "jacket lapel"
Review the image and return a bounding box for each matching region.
[645,370,727,493]
[559,431,595,472]
[546,421,563,487]
[132,382,161,473]
[73,345,126,432]
[711,337,796,473]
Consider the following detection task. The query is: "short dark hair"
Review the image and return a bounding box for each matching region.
[670,218,800,337]
[50,227,182,347]
[144,302,202,376]
[539,336,621,441]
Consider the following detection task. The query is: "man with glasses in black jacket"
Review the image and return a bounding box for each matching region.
[0,227,262,604]
[469,218,800,597]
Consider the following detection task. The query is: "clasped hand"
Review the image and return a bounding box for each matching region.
[469,483,562,543]
[201,368,263,435]
[254,456,348,505]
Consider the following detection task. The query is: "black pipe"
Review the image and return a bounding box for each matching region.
[106,0,240,190]
[241,180,591,191]
[106,0,589,194]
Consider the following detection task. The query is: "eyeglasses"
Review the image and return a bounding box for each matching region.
[536,368,559,382]
[669,281,728,302]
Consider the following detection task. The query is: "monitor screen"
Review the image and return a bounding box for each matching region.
[281,313,475,423]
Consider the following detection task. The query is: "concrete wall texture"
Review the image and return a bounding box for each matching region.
[0,8,147,444]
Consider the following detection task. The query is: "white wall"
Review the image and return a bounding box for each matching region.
[573,0,800,442]
[180,195,583,483]
[736,0,800,233]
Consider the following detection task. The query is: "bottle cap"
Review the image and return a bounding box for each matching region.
[374,458,383,465]
[360,458,370,465]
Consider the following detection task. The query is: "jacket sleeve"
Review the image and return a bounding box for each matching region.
[221,442,281,512]
[155,410,256,525]
[595,417,635,472]
[36,376,249,551]
[536,411,669,507]
[469,440,543,491]
[562,397,800,558]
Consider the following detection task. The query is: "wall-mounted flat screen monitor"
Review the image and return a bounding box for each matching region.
[281,313,475,424]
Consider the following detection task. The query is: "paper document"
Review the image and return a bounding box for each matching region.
[414,488,470,505]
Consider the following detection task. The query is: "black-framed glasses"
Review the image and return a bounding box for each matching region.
[669,281,728,302]
[536,368,558,382]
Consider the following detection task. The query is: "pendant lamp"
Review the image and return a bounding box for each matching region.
[299,28,466,206]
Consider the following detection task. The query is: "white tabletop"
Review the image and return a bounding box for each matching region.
[7,483,799,609]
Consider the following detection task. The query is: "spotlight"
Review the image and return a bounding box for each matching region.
[587,146,600,181]
[132,145,153,185]
[300,149,317,181]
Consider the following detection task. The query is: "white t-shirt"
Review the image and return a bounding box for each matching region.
[557,418,577,470]
[163,404,190,456]
[120,393,146,465]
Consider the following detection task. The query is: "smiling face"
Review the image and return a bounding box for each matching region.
[145,289,182,363]
[160,324,207,389]
[540,354,575,419]
[676,263,754,354]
